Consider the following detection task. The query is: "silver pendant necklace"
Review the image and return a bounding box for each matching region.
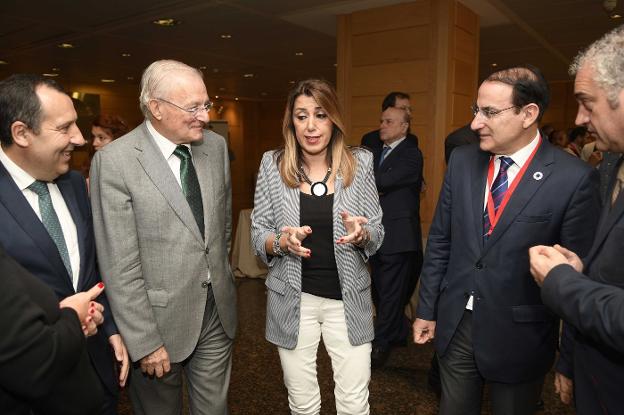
[300,166,332,197]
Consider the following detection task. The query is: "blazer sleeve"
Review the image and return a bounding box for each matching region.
[251,152,280,267]
[90,150,163,361]
[543,263,624,352]
[416,156,453,321]
[0,252,99,407]
[354,149,384,260]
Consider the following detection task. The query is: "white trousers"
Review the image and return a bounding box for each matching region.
[278,293,372,415]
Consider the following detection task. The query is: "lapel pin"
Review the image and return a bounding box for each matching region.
[533,172,543,181]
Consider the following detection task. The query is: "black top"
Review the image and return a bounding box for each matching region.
[299,192,341,300]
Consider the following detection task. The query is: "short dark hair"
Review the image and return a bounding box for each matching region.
[569,126,588,144]
[381,91,410,111]
[0,74,65,146]
[485,64,550,122]
[92,114,129,140]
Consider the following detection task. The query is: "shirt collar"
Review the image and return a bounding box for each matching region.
[497,131,541,168]
[384,135,407,150]
[0,145,37,191]
[146,120,191,159]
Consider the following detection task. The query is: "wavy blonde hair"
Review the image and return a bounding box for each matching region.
[277,79,356,188]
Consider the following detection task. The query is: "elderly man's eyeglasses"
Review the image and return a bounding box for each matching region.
[156,98,212,117]
[471,104,518,119]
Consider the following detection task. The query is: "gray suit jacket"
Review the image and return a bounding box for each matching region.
[251,148,384,349]
[90,122,237,363]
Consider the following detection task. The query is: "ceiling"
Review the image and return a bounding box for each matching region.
[0,0,622,101]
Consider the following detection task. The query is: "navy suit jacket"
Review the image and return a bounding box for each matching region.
[0,163,117,395]
[417,140,600,383]
[541,156,624,411]
[367,137,423,255]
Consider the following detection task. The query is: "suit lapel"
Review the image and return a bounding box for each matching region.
[56,175,87,289]
[136,125,204,245]
[283,177,302,292]
[0,164,74,290]
[483,141,553,253]
[191,142,215,245]
[379,138,409,171]
[471,150,490,248]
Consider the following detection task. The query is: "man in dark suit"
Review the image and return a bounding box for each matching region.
[529,25,624,415]
[368,105,423,368]
[0,74,128,414]
[444,123,479,163]
[361,91,418,151]
[413,65,600,415]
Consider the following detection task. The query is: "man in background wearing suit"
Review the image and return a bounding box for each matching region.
[529,25,624,414]
[361,91,418,150]
[90,60,237,415]
[413,65,600,415]
[444,123,480,164]
[369,106,424,368]
[0,74,128,414]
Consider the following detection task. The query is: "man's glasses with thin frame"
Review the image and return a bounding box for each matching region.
[156,98,213,117]
[471,104,518,120]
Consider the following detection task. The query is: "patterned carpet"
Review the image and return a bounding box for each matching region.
[118,278,575,415]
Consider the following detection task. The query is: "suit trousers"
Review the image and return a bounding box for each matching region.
[438,311,543,415]
[278,293,372,415]
[128,285,233,415]
[371,252,418,348]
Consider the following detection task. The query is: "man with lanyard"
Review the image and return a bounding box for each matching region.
[413,65,600,415]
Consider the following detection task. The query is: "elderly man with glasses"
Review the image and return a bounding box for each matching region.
[90,59,237,415]
[413,65,600,415]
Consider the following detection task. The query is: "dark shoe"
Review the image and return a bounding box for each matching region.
[371,346,391,369]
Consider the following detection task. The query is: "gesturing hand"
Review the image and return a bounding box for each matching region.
[337,211,369,246]
[140,346,171,378]
[281,226,312,258]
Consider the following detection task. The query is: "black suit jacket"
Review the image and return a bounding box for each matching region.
[361,129,419,152]
[541,157,624,411]
[368,137,423,254]
[417,140,600,383]
[444,124,479,164]
[0,247,103,415]
[0,164,117,395]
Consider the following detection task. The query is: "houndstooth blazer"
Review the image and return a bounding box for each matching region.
[251,148,384,349]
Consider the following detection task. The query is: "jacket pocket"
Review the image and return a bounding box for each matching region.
[512,304,552,322]
[516,213,552,223]
[146,289,169,307]
[265,276,286,295]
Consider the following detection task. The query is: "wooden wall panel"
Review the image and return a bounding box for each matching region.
[351,61,430,96]
[352,26,430,67]
[350,0,430,34]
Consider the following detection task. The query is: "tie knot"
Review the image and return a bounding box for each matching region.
[173,145,191,160]
[499,156,514,172]
[28,180,50,196]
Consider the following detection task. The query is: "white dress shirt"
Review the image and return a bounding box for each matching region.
[381,135,407,159]
[0,146,81,289]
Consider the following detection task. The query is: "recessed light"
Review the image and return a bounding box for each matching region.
[491,63,498,67]
[121,53,131,57]
[52,67,60,72]
[611,13,622,18]
[243,73,254,78]
[57,43,74,49]
[235,97,239,101]
[127,76,134,81]
[152,18,180,27]
[295,52,304,56]
[220,34,232,39]
[289,80,295,84]
[0,60,8,65]
[214,95,219,99]
[101,79,116,83]
[43,73,59,77]
[199,66,207,70]
[212,68,219,73]
[219,87,226,91]
[260,92,268,96]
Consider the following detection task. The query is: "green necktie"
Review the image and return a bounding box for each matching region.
[28,180,73,277]
[173,145,205,237]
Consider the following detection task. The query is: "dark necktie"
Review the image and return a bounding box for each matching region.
[379,145,391,167]
[173,145,205,237]
[28,180,73,277]
[483,156,514,239]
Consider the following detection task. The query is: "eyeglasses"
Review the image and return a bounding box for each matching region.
[156,98,212,117]
[471,104,518,119]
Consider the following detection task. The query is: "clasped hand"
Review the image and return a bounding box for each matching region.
[281,211,369,258]
[528,244,583,286]
[59,283,105,337]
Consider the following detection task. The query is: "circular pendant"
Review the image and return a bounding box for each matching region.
[310,182,328,197]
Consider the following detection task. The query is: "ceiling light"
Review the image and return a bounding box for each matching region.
[611,13,622,18]
[295,52,304,56]
[152,18,180,27]
[219,87,226,91]
[57,43,74,49]
[235,97,239,101]
[43,73,59,77]
[121,53,131,57]
[101,79,116,83]
[491,63,498,67]
[214,96,219,99]
[52,67,60,72]
[243,73,254,78]
[127,76,134,81]
[199,66,207,70]
[220,34,232,39]
[260,92,268,96]
[0,60,8,65]
[212,68,219,73]
[289,80,295,84]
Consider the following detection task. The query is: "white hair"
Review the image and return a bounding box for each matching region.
[139,60,203,119]
[570,25,624,109]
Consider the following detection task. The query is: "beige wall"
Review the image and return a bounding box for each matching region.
[542,80,578,131]
[337,0,479,235]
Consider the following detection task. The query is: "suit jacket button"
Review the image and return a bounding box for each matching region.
[201,281,209,288]
[475,262,483,270]
[205,247,209,254]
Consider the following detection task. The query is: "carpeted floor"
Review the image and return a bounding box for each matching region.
[118,277,575,415]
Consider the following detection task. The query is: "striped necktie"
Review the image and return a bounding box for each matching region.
[28,180,73,277]
[173,145,205,238]
[379,145,391,167]
[483,156,514,240]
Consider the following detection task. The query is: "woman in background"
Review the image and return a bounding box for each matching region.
[251,79,383,415]
[91,114,129,151]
